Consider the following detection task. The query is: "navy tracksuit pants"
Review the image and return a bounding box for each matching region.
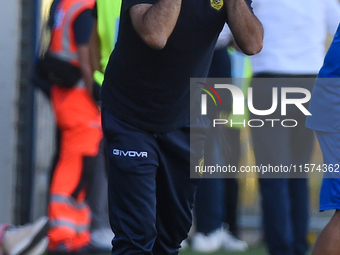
[102,109,206,255]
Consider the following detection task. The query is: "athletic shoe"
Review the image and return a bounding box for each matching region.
[2,216,49,255]
[26,237,49,255]
[191,228,224,253]
[90,228,114,251]
[180,239,189,250]
[221,228,248,252]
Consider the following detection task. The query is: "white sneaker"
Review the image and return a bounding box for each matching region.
[180,239,189,250]
[2,216,49,255]
[221,229,248,252]
[90,228,114,250]
[191,228,224,253]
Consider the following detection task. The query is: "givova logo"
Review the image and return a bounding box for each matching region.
[113,149,148,158]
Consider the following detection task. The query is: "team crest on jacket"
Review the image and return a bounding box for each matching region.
[210,0,223,10]
[198,157,204,176]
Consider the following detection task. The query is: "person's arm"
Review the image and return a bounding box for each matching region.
[89,20,102,73]
[73,9,95,96]
[78,44,94,95]
[225,0,263,55]
[129,0,182,50]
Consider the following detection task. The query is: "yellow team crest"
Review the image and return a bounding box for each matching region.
[211,0,224,11]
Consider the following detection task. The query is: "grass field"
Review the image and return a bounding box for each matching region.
[92,243,314,255]
[179,244,268,255]
[179,244,313,255]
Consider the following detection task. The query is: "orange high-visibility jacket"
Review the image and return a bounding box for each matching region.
[49,0,95,66]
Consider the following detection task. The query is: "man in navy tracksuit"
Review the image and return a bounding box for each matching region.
[100,0,263,253]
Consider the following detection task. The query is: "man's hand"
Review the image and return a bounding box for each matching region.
[129,0,182,50]
[225,0,263,55]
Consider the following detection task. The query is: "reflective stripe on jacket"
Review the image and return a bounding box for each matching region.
[48,194,91,251]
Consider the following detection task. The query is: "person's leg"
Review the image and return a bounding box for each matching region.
[86,140,110,230]
[193,125,248,253]
[192,178,225,253]
[251,76,307,255]
[194,128,225,235]
[102,109,160,255]
[48,86,102,253]
[223,128,241,237]
[85,140,113,251]
[224,178,239,235]
[311,132,340,255]
[251,115,294,255]
[195,179,224,234]
[152,121,202,255]
[312,210,340,255]
[287,77,315,255]
[288,178,309,255]
[258,178,293,255]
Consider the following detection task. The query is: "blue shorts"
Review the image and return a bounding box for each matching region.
[316,131,340,211]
